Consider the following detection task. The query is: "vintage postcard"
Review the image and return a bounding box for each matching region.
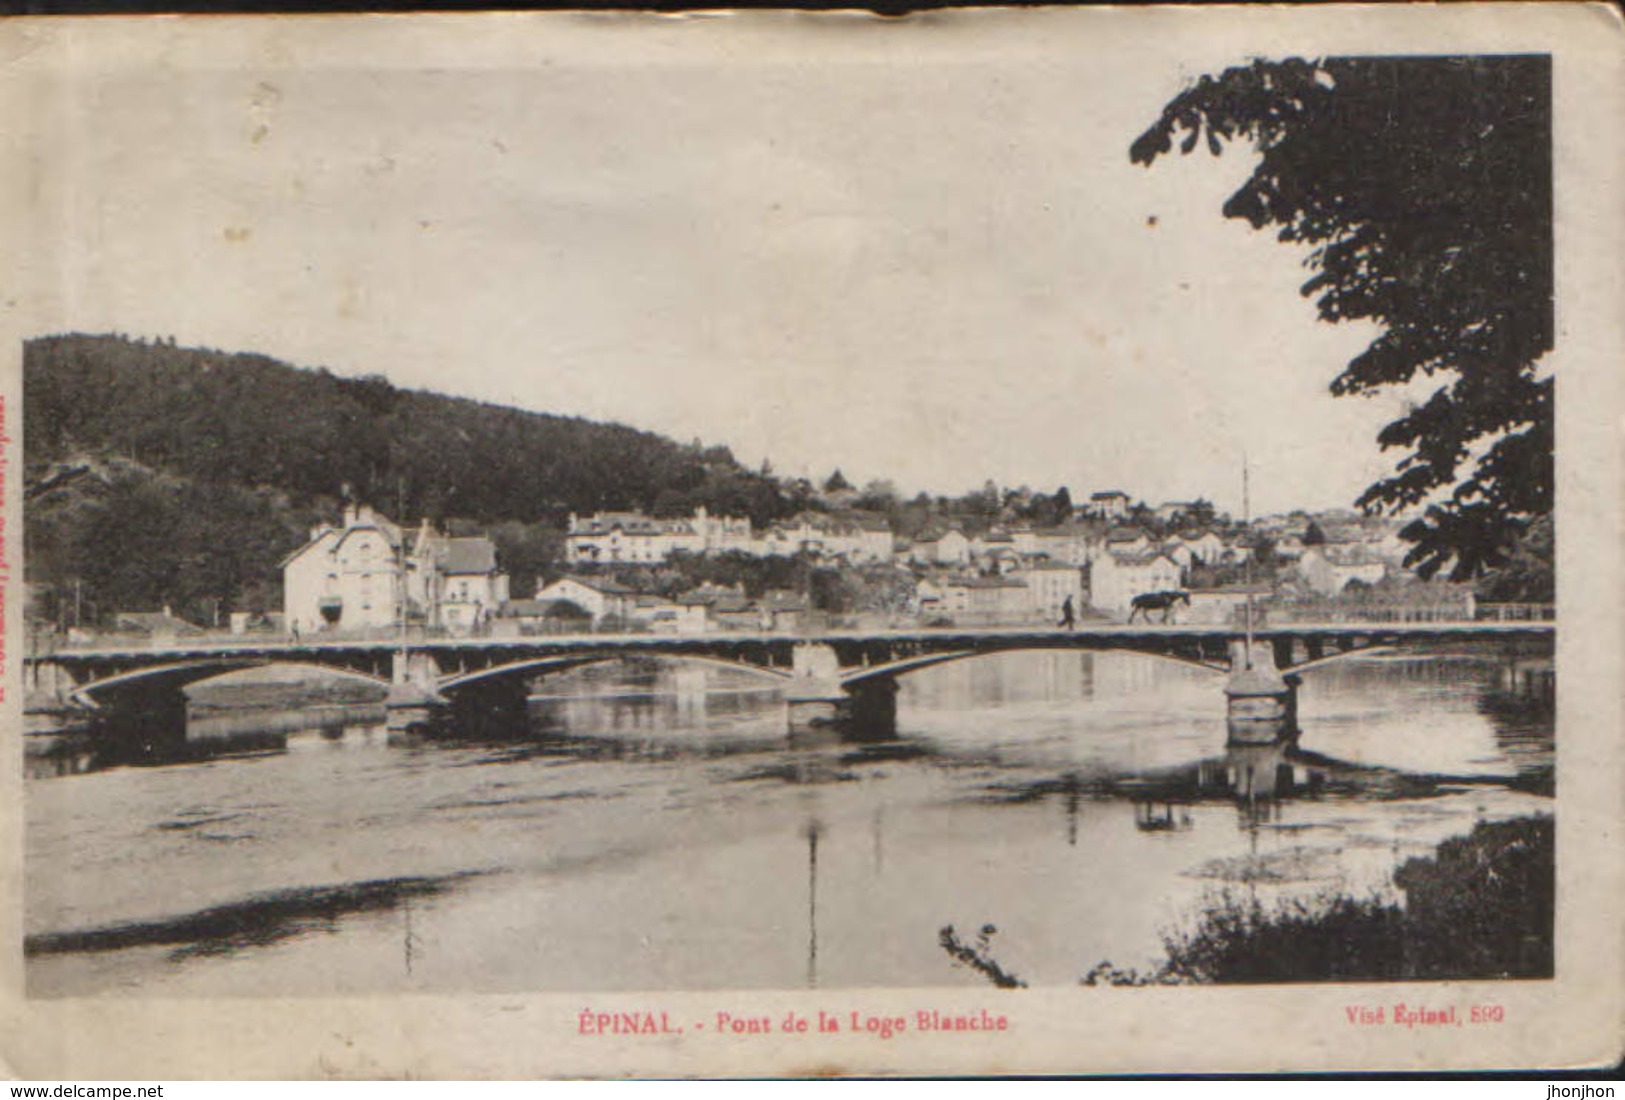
[0,3,1620,1078]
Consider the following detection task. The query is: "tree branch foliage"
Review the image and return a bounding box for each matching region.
[1131,56,1552,580]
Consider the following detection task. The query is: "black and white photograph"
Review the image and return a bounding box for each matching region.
[4,5,1620,1078]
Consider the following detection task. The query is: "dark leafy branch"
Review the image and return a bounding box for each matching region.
[1132,56,1552,580]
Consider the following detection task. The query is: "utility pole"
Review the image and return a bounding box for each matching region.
[1242,454,1254,669]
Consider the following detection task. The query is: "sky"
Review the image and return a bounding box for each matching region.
[17,12,1409,517]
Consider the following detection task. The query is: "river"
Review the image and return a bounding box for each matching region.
[24,644,1554,996]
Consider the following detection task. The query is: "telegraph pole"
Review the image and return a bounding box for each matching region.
[1242,454,1254,669]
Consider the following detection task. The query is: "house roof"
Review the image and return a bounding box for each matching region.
[761,589,809,611]
[549,574,638,595]
[1106,527,1149,543]
[1102,550,1176,568]
[1033,522,1096,538]
[277,529,334,569]
[117,611,204,634]
[439,537,498,575]
[946,575,1027,590]
[571,511,682,537]
[1090,490,1130,500]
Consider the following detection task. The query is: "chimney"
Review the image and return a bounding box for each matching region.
[343,503,358,527]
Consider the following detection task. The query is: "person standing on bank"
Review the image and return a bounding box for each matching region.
[1059,595,1076,631]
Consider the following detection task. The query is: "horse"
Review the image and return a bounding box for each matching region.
[1127,590,1190,624]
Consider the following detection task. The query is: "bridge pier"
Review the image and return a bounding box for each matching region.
[24,660,100,743]
[786,643,845,736]
[784,643,898,740]
[387,649,447,731]
[1225,640,1298,743]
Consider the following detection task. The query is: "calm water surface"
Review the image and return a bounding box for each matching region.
[25,647,1553,995]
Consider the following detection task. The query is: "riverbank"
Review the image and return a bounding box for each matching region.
[1071,814,1553,985]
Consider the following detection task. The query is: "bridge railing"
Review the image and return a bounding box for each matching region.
[1473,602,1556,622]
[26,625,447,657]
[1260,602,1478,625]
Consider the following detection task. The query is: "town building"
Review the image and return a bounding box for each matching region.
[1297,545,1389,596]
[915,575,1031,624]
[909,527,972,566]
[1104,527,1154,557]
[676,582,757,632]
[1006,562,1084,622]
[758,512,893,563]
[115,608,204,639]
[563,506,753,565]
[281,504,509,636]
[534,575,639,625]
[423,532,511,635]
[1088,551,1183,615]
[1085,490,1132,519]
[564,507,893,566]
[1183,585,1272,625]
[1175,530,1228,565]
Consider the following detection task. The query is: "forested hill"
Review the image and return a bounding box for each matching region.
[24,334,789,524]
[22,333,793,622]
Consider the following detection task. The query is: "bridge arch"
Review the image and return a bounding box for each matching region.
[436,651,793,696]
[69,659,392,708]
[837,643,1229,690]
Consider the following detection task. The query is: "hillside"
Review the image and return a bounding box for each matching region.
[23,333,793,623]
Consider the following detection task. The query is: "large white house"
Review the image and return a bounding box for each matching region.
[564,507,753,565]
[1085,491,1132,519]
[759,512,893,563]
[281,504,510,635]
[564,506,891,565]
[1088,550,1183,615]
[1007,562,1085,622]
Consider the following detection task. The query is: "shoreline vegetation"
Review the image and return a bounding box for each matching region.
[943,815,1553,986]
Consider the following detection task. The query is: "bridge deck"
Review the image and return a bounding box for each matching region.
[28,620,1555,665]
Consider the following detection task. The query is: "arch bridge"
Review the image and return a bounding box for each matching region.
[25,621,1553,742]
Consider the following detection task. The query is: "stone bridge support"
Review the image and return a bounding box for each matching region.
[1225,639,1299,743]
[784,644,900,740]
[786,643,846,736]
[783,640,910,740]
[388,649,447,730]
[25,659,91,713]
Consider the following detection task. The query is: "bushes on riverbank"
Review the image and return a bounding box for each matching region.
[944,814,1554,987]
[1094,815,1553,984]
